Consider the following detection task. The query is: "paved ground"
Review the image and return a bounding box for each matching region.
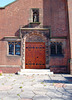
[0,74,72,100]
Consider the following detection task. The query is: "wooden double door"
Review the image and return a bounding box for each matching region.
[25,42,45,69]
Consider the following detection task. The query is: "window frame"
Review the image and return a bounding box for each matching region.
[7,41,21,56]
[50,42,63,56]
[30,8,40,23]
[57,43,62,55]
[50,43,56,55]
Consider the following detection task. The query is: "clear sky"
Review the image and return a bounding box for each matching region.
[0,0,16,7]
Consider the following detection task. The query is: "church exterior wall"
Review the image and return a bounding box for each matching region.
[0,0,70,74]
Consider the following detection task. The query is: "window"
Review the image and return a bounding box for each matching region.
[57,43,62,55]
[30,8,39,22]
[50,42,63,56]
[8,42,21,56]
[50,43,56,55]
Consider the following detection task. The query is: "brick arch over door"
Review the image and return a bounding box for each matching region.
[21,31,49,69]
[25,32,47,42]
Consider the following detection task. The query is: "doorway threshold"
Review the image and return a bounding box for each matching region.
[18,69,53,75]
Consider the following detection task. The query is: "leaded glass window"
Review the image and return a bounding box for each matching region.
[57,43,62,55]
[50,43,56,55]
[8,42,21,56]
[50,42,63,56]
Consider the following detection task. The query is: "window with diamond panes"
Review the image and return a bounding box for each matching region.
[8,42,21,56]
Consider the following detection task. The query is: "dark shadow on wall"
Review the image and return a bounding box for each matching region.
[15,24,30,36]
[15,23,40,36]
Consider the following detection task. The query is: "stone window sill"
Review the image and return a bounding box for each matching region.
[7,55,21,57]
[30,22,41,24]
[50,54,64,57]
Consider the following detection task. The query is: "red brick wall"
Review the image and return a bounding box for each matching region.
[43,0,70,73]
[0,0,43,67]
[50,66,67,74]
[0,0,70,73]
[68,0,72,74]
[0,0,43,38]
[0,67,21,73]
[49,39,69,68]
[43,0,68,37]
[0,0,68,38]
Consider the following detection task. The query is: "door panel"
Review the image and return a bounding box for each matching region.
[25,42,45,69]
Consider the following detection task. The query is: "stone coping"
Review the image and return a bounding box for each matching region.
[4,36,21,41]
[50,66,67,68]
[20,27,50,31]
[0,65,21,67]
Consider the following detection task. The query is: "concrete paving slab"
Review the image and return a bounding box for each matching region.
[0,86,12,91]
[8,88,21,96]
[46,91,63,98]
[3,96,20,100]
[33,88,48,95]
[0,91,9,98]
[0,74,72,100]
[21,99,32,100]
[32,83,44,88]
[20,91,35,98]
[0,76,4,79]
[62,95,72,100]
[22,86,34,91]
[33,95,50,100]
[51,98,65,100]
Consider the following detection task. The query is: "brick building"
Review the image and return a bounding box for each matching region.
[0,0,72,74]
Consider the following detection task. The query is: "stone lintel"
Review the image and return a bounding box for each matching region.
[20,28,50,31]
[0,65,21,68]
[4,36,21,41]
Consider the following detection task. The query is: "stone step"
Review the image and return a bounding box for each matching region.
[21,69,51,72]
[18,69,53,75]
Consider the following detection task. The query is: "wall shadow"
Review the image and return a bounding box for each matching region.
[15,23,41,36]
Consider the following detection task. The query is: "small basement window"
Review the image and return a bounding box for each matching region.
[8,42,21,56]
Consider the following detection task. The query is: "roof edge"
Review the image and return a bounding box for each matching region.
[0,0,18,9]
[0,7,5,9]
